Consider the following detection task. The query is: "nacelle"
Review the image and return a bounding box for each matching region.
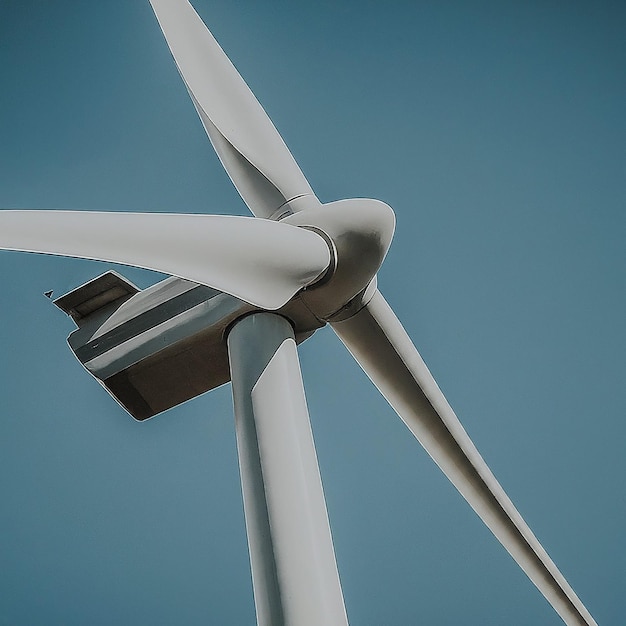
[54,271,322,420]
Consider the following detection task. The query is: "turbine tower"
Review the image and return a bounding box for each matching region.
[0,1,598,624]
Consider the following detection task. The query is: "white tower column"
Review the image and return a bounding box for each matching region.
[227,313,348,626]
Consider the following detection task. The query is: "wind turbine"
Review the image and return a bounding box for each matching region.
[0,1,609,624]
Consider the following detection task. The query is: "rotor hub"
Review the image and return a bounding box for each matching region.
[282,198,395,320]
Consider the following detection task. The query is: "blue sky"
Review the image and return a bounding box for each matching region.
[0,1,624,624]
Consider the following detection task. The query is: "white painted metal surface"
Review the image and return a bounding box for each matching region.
[0,210,330,310]
[283,198,395,320]
[228,314,348,626]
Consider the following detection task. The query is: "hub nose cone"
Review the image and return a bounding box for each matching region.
[351,197,396,262]
[283,198,396,319]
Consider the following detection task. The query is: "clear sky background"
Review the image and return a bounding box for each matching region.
[0,1,624,624]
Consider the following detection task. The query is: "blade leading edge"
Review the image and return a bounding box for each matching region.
[0,210,330,310]
[331,289,597,626]
[149,0,318,219]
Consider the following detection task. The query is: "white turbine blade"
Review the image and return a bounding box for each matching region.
[0,210,330,310]
[331,288,597,626]
[149,0,317,219]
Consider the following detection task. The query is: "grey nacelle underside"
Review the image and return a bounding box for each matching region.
[56,271,324,421]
